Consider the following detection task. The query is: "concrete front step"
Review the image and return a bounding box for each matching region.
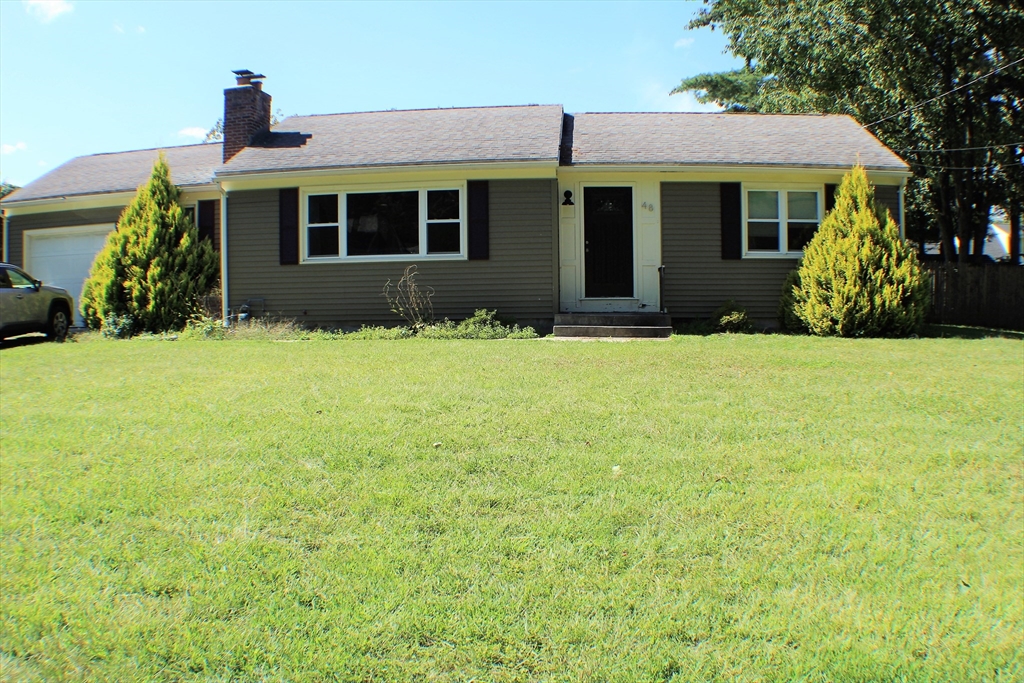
[553,324,673,338]
[554,313,671,327]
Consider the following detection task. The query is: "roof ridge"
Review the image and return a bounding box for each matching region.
[572,111,842,117]
[281,104,563,120]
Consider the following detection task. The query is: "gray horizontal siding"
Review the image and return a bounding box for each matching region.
[661,183,796,321]
[874,185,901,225]
[5,207,123,268]
[662,182,906,321]
[227,179,557,326]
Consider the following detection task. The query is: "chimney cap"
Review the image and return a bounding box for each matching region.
[232,69,266,85]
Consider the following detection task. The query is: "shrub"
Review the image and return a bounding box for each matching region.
[100,313,137,339]
[712,300,753,333]
[417,309,537,339]
[180,313,227,340]
[784,166,930,337]
[777,270,808,333]
[80,155,219,334]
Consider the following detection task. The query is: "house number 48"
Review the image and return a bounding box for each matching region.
[641,202,655,212]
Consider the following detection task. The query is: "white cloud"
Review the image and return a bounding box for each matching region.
[113,23,124,33]
[674,37,695,49]
[178,127,207,140]
[23,0,74,23]
[136,25,145,33]
[639,81,722,113]
[38,160,49,167]
[2,142,28,155]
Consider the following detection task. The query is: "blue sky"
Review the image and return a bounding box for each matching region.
[0,1,740,187]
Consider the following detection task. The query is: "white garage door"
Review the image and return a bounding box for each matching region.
[25,224,114,326]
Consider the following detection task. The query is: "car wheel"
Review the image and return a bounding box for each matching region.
[46,306,70,341]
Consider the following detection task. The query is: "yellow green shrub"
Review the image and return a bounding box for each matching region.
[783,166,930,337]
[81,155,219,334]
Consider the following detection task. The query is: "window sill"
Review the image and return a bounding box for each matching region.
[742,251,804,260]
[301,253,468,265]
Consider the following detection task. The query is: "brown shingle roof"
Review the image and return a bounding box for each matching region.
[2,108,910,206]
[565,112,909,171]
[2,143,222,203]
[218,105,566,175]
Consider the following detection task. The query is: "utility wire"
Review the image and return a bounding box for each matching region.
[864,56,1024,128]
[897,142,1024,153]
[905,160,1008,171]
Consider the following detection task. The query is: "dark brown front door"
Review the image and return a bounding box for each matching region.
[584,186,634,298]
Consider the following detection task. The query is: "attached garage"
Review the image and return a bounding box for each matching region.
[24,224,113,326]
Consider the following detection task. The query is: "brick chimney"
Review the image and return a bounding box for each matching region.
[223,70,271,163]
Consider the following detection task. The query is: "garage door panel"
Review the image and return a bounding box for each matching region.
[26,226,114,326]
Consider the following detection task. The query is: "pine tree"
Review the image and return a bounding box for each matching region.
[81,155,219,333]
[784,166,930,337]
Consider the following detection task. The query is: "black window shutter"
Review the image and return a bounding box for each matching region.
[197,200,216,243]
[467,181,489,260]
[720,182,742,260]
[825,184,837,213]
[279,188,299,265]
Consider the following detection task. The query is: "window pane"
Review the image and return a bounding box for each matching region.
[787,222,819,251]
[308,194,338,224]
[427,222,460,253]
[788,192,818,220]
[747,222,779,251]
[747,191,779,219]
[308,225,339,257]
[347,191,419,256]
[427,189,459,220]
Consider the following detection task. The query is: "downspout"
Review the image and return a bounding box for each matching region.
[898,176,907,241]
[220,187,229,326]
[1,209,7,263]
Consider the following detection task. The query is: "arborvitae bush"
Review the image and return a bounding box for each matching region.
[81,155,219,333]
[782,166,929,337]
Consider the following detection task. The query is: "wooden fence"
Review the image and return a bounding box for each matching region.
[925,264,1024,331]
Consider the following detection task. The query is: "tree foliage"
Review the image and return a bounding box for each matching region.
[80,155,219,333]
[783,167,930,337]
[675,0,1024,264]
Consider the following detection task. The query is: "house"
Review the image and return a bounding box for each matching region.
[1,71,910,331]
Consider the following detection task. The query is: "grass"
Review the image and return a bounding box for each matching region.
[1,334,1021,681]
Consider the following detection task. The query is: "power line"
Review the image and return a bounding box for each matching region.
[905,160,1008,171]
[864,56,1024,128]
[897,142,1023,153]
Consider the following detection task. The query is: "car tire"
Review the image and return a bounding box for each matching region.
[46,305,70,342]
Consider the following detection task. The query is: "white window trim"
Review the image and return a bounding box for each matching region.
[741,183,824,259]
[300,181,468,264]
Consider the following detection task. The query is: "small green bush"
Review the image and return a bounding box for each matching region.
[417,309,537,339]
[180,313,227,340]
[345,325,414,340]
[100,313,137,339]
[783,166,930,337]
[712,300,753,333]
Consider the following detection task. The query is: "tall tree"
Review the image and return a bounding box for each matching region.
[675,0,1024,264]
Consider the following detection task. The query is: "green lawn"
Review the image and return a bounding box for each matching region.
[1,335,1021,682]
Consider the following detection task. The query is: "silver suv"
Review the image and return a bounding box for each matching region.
[0,263,74,341]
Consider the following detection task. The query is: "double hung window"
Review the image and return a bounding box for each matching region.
[745,188,822,256]
[304,187,464,261]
